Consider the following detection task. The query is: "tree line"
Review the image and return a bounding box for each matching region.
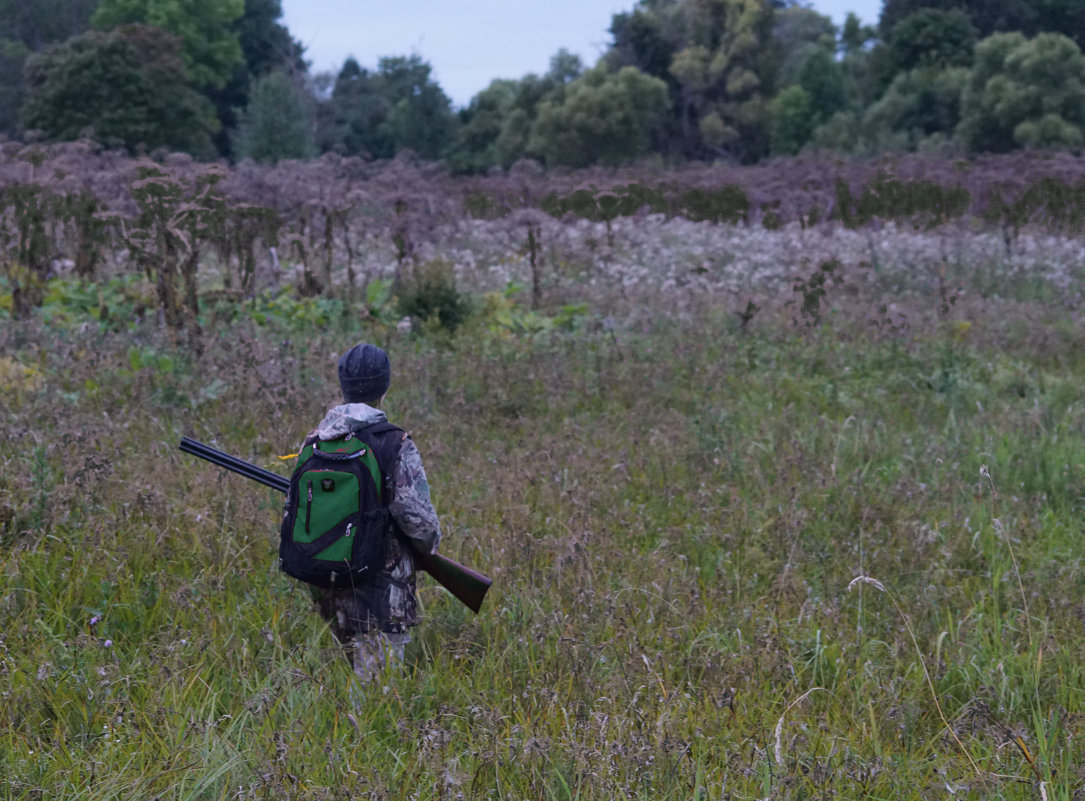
[2,0,1085,169]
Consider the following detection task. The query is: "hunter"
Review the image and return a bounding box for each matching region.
[300,342,442,681]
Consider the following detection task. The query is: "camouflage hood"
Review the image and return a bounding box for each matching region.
[312,403,387,441]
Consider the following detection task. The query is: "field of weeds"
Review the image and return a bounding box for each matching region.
[2,169,1085,799]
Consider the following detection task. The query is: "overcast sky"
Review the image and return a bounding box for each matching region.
[281,1,883,109]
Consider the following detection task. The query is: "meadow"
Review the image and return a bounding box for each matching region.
[2,154,1085,799]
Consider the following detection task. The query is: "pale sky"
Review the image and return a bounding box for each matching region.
[281,1,883,108]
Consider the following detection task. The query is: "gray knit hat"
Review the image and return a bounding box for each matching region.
[338,343,391,403]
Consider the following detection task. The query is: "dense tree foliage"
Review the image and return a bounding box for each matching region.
[864,66,968,151]
[1029,0,1085,52]
[764,7,846,157]
[841,11,877,55]
[669,0,777,160]
[795,48,847,121]
[769,85,814,155]
[233,69,314,163]
[448,49,583,172]
[375,56,456,160]
[5,0,1085,167]
[528,65,669,167]
[0,38,30,137]
[318,55,455,161]
[319,58,380,157]
[4,0,300,157]
[0,0,98,51]
[958,32,1085,152]
[234,0,302,78]
[92,0,245,90]
[606,0,779,161]
[208,0,307,157]
[884,9,978,73]
[0,0,99,136]
[447,79,522,173]
[21,25,217,154]
[768,46,849,157]
[772,6,836,88]
[880,0,1085,52]
[879,0,1027,39]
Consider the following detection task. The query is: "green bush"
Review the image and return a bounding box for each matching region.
[395,260,472,332]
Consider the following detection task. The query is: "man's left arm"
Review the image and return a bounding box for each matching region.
[388,435,442,555]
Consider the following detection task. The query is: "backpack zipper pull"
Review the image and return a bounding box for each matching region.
[305,479,313,533]
[345,522,353,538]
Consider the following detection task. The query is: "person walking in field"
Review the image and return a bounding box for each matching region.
[285,342,442,682]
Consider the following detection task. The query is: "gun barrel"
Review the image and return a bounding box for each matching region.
[179,437,289,494]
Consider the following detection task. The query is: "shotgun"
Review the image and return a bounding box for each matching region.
[178,436,491,613]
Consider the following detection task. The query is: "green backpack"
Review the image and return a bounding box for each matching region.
[278,422,403,588]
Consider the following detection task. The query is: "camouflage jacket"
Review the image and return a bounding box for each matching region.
[302,403,442,636]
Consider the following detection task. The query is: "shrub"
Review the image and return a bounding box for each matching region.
[395,260,472,332]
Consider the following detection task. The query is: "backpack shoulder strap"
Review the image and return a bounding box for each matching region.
[356,422,405,504]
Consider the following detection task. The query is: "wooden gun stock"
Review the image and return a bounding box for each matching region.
[413,549,490,614]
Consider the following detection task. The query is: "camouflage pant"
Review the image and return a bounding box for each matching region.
[351,629,411,682]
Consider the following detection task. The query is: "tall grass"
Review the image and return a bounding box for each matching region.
[2,266,1085,799]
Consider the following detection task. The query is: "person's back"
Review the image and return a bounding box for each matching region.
[301,343,442,681]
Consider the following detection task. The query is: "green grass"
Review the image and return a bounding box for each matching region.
[2,284,1085,799]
